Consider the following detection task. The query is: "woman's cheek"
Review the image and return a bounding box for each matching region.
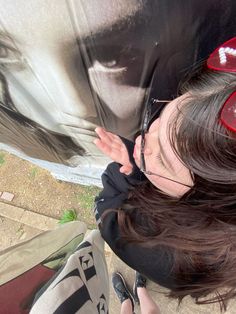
[134,156,140,168]
[133,144,137,159]
[133,139,141,164]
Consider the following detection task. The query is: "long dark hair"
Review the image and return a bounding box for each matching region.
[117,69,236,310]
[0,33,85,164]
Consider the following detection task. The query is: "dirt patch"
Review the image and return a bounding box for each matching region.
[0,150,101,228]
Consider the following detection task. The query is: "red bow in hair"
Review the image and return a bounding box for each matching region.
[207,37,236,132]
[220,92,236,132]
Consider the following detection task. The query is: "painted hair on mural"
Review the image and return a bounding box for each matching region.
[0,32,85,164]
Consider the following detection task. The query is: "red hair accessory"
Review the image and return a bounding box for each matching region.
[207,37,236,132]
[220,91,236,132]
[207,37,236,72]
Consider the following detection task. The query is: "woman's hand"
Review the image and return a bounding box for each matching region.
[94,127,133,175]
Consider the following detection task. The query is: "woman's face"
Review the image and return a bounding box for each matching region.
[133,94,193,197]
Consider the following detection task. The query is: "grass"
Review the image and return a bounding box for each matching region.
[73,185,101,229]
[0,152,5,166]
[29,167,38,178]
[59,209,78,224]
[74,186,101,210]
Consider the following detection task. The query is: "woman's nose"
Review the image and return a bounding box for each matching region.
[143,143,152,155]
[135,134,152,155]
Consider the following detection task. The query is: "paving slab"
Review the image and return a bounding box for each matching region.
[0,201,58,250]
[0,216,42,250]
[1,192,14,202]
[0,201,58,231]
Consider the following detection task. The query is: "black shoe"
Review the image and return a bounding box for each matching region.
[112,272,135,311]
[133,271,147,304]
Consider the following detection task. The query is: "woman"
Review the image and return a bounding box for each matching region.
[94,37,236,310]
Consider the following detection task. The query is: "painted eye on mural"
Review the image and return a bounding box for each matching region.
[0,45,8,58]
[85,43,142,70]
[0,36,25,70]
[84,43,146,87]
[101,59,118,68]
[92,60,127,74]
[0,36,17,58]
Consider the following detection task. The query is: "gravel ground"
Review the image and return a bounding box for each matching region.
[0,150,100,228]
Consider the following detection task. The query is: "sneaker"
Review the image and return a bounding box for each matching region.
[133,271,147,304]
[112,272,135,311]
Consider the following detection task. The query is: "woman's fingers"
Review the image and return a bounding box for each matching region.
[120,165,133,175]
[94,127,132,168]
[94,138,114,156]
[95,127,123,150]
[95,127,116,142]
[94,137,121,160]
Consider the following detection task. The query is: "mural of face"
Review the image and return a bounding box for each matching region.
[0,0,235,184]
[0,0,151,137]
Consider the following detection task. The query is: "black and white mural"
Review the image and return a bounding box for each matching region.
[0,0,235,184]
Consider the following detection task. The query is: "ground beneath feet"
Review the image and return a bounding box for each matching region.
[0,150,101,229]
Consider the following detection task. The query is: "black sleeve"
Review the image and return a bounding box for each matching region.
[94,137,146,223]
[93,137,175,289]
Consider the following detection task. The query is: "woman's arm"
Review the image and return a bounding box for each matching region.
[93,129,174,288]
[94,155,145,224]
[94,127,146,222]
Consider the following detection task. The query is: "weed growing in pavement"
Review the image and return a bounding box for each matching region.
[59,209,78,224]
